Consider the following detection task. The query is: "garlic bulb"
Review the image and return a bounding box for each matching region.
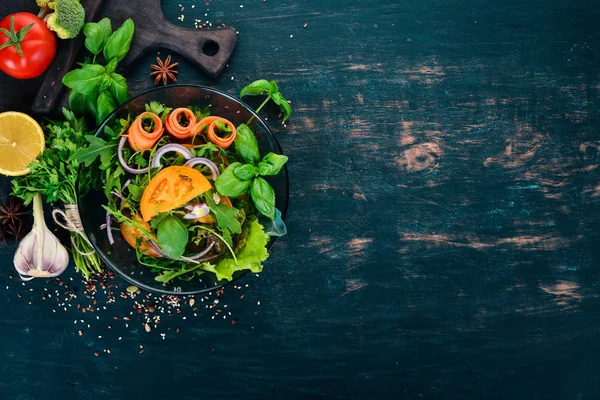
[13,194,69,281]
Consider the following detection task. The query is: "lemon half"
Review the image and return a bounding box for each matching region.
[0,112,45,176]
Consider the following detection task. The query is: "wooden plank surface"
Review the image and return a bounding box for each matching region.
[1,0,600,399]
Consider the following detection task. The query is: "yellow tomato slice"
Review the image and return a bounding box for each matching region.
[140,166,212,221]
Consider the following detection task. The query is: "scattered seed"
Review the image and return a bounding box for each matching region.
[126,286,138,294]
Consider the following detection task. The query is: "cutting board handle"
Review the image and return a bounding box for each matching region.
[119,24,237,79]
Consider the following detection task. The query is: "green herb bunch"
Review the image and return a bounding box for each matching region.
[63,18,134,125]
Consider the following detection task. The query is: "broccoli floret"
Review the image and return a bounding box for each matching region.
[38,0,85,39]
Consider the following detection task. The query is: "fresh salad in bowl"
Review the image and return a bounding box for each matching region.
[84,100,288,284]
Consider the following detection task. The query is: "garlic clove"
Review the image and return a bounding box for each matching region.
[13,230,36,277]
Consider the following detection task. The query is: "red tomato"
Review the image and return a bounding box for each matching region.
[0,13,56,79]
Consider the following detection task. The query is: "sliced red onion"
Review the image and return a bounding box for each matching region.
[183,203,210,220]
[184,157,220,180]
[147,240,217,263]
[106,210,114,245]
[122,179,131,191]
[118,136,149,175]
[110,190,126,202]
[150,144,193,169]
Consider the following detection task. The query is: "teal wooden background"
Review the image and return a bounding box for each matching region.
[1,0,599,399]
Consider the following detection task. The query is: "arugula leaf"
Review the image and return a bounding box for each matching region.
[155,264,205,283]
[205,193,242,239]
[127,184,144,202]
[233,164,257,181]
[63,64,106,95]
[103,18,135,63]
[72,135,118,167]
[194,142,220,158]
[215,162,252,197]
[156,215,188,259]
[234,124,260,165]
[188,105,211,121]
[203,217,269,281]
[133,153,148,168]
[258,152,288,176]
[103,165,124,200]
[83,18,112,56]
[250,177,276,219]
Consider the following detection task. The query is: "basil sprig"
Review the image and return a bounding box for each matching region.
[63,18,135,125]
[240,79,292,124]
[215,124,287,219]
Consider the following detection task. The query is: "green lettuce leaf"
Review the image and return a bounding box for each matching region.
[203,217,269,281]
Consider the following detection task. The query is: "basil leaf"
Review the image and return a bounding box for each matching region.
[240,79,275,98]
[103,18,135,63]
[99,74,112,92]
[105,58,118,74]
[257,152,288,176]
[258,208,287,237]
[250,177,276,219]
[156,215,188,260]
[96,91,116,125]
[234,124,260,165]
[62,64,106,95]
[68,91,87,116]
[215,162,251,197]
[271,92,292,122]
[84,92,98,117]
[233,164,257,181]
[108,73,129,104]
[83,18,112,55]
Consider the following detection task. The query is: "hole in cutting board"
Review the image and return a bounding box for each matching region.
[202,40,220,56]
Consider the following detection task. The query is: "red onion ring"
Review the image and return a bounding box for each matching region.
[110,190,126,202]
[150,144,193,169]
[147,240,217,263]
[184,157,220,181]
[118,136,149,175]
[106,210,114,245]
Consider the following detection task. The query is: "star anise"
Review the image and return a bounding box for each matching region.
[0,197,28,227]
[6,219,26,241]
[150,55,179,86]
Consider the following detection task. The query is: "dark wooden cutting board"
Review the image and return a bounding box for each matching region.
[29,0,237,114]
